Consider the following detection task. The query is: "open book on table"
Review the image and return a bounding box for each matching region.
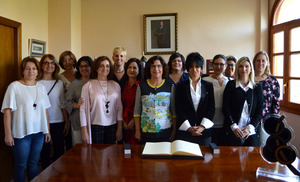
[142,140,203,159]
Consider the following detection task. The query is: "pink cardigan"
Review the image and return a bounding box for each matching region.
[80,80,123,144]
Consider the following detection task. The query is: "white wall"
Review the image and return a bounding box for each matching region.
[81,0,268,70]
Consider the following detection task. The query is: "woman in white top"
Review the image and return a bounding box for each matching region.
[58,50,77,150]
[1,57,51,182]
[38,54,69,169]
[203,54,231,146]
[80,56,123,144]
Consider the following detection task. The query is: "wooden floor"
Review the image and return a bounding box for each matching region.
[32,144,300,181]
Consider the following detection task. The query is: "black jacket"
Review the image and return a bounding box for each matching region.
[175,79,215,138]
[222,80,263,132]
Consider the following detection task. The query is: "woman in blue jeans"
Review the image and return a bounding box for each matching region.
[1,57,51,182]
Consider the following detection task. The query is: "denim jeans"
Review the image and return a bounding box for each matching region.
[12,132,44,182]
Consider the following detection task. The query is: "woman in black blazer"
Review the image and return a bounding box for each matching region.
[223,57,263,146]
[175,52,215,145]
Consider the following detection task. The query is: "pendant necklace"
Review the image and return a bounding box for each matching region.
[98,80,110,113]
[24,79,38,110]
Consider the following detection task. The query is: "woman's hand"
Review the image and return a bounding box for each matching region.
[81,127,89,144]
[192,125,205,136]
[135,130,141,141]
[4,134,14,146]
[45,133,51,143]
[116,127,123,142]
[127,119,135,130]
[233,128,245,138]
[63,121,69,136]
[241,127,250,139]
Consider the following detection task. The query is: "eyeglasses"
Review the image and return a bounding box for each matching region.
[79,65,90,68]
[150,64,162,69]
[25,67,37,71]
[213,63,225,67]
[43,62,56,65]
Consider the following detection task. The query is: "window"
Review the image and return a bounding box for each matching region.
[270,0,300,114]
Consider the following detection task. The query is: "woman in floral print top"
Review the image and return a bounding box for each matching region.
[253,51,280,145]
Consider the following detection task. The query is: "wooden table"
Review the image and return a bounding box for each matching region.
[32,144,300,181]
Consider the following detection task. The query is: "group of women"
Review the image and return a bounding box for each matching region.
[1,48,280,181]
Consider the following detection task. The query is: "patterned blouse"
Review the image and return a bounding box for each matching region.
[257,75,280,122]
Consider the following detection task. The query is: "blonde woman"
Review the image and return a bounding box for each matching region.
[223,57,263,146]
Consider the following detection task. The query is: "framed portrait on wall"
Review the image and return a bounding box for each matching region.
[143,13,177,55]
[206,59,214,74]
[28,38,46,57]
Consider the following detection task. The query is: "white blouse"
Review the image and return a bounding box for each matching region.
[38,80,65,124]
[1,81,51,139]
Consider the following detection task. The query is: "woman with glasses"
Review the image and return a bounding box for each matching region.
[225,55,237,79]
[134,56,176,143]
[253,51,280,146]
[203,54,230,146]
[223,57,263,146]
[176,52,215,145]
[80,56,123,144]
[65,56,93,145]
[2,57,51,181]
[167,52,189,87]
[38,54,68,169]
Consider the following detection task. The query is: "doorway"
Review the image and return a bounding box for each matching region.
[0,16,21,182]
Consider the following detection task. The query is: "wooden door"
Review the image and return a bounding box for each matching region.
[0,16,21,182]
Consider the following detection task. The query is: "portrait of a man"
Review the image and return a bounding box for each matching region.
[151,20,171,49]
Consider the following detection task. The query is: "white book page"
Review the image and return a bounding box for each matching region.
[142,142,172,155]
[171,140,202,156]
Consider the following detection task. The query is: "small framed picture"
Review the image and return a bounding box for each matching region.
[29,39,46,57]
[206,59,214,74]
[143,13,177,55]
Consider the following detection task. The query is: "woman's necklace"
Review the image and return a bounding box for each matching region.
[24,79,38,110]
[115,69,124,73]
[98,80,110,113]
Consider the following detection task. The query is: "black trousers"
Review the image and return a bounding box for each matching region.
[91,124,117,144]
[40,122,65,169]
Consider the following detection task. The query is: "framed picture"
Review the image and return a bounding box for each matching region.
[206,59,214,74]
[29,39,46,57]
[143,13,177,55]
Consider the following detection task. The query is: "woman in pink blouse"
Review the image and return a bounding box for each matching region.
[80,56,123,144]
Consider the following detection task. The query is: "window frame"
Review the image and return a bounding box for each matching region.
[270,0,300,114]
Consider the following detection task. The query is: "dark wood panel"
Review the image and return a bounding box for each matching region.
[0,16,21,182]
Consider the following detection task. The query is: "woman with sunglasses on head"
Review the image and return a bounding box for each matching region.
[203,54,231,146]
[223,57,263,146]
[2,57,51,181]
[38,54,68,169]
[65,56,93,145]
[80,56,123,144]
[58,50,77,150]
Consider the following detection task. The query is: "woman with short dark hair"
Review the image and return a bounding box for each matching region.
[167,52,189,87]
[175,52,215,145]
